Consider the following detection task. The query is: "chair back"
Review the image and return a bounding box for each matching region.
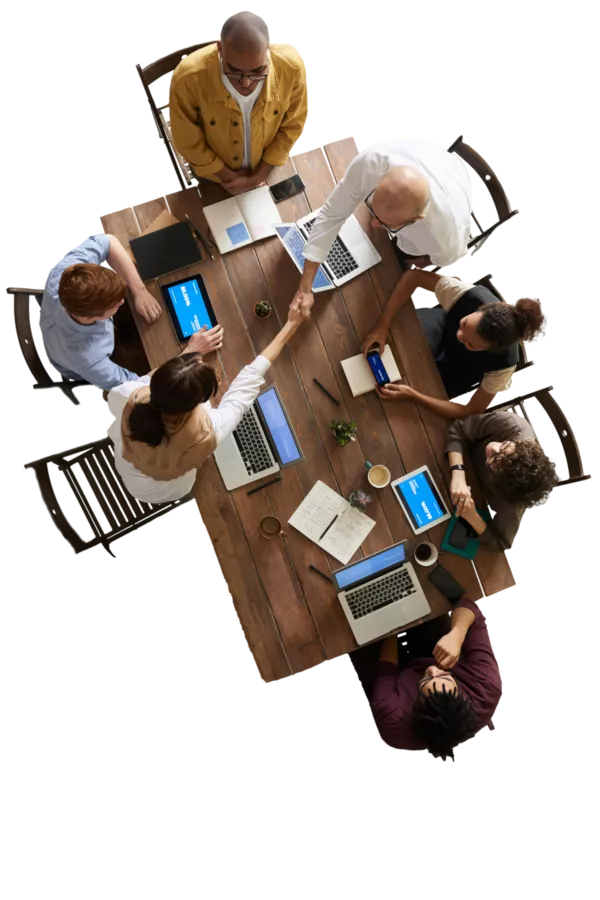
[473,274,533,374]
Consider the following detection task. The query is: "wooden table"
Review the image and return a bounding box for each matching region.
[101,138,515,682]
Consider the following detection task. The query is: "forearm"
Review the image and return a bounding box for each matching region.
[410,389,473,420]
[253,159,274,181]
[107,236,146,297]
[300,260,321,293]
[448,450,465,467]
[379,634,399,666]
[449,606,476,642]
[261,320,301,362]
[378,271,418,329]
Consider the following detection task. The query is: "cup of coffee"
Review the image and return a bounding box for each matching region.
[365,460,391,489]
[259,515,287,539]
[413,541,438,567]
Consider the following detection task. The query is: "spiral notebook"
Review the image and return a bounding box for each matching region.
[341,345,402,397]
[288,481,376,565]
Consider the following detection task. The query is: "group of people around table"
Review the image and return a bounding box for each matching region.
[38,12,560,761]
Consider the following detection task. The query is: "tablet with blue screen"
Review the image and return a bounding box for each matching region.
[161,275,218,342]
[391,466,451,535]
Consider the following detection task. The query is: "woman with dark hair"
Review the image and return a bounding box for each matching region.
[445,409,559,552]
[361,269,546,418]
[107,301,305,502]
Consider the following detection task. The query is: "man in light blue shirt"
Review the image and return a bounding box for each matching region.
[40,234,162,391]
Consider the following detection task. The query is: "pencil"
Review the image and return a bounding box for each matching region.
[313,378,340,405]
[319,514,338,540]
[309,564,332,583]
[247,475,282,495]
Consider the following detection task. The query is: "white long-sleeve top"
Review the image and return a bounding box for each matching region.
[303,138,472,268]
[107,355,271,503]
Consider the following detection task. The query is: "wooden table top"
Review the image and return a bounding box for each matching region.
[101,137,514,682]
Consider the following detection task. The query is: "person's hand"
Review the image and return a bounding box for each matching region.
[291,288,314,319]
[433,631,464,670]
[287,296,305,325]
[362,323,389,357]
[223,175,254,195]
[458,494,479,526]
[187,324,224,356]
[376,382,414,402]
[132,287,162,324]
[450,471,472,507]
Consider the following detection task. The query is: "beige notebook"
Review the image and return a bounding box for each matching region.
[288,481,376,565]
[341,345,402,397]
[203,186,282,254]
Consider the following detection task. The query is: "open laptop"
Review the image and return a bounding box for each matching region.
[332,542,430,645]
[274,211,381,292]
[213,384,304,491]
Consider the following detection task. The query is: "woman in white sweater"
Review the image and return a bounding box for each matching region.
[107,300,304,502]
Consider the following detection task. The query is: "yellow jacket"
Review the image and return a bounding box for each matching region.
[169,43,308,180]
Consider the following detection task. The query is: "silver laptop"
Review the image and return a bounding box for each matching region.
[213,384,304,491]
[274,211,381,292]
[332,542,430,645]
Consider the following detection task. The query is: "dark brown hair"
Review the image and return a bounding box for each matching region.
[59,264,125,318]
[477,299,546,350]
[128,353,219,448]
[492,440,558,507]
[412,688,477,762]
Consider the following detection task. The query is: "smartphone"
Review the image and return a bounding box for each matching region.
[269,174,305,203]
[428,564,465,603]
[448,519,470,550]
[366,350,391,386]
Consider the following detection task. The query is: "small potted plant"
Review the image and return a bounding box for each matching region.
[348,489,372,513]
[330,419,358,447]
[254,300,272,319]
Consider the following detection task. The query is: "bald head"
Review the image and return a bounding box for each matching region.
[371,166,430,229]
[221,11,270,52]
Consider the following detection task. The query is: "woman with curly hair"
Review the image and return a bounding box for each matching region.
[444,409,559,552]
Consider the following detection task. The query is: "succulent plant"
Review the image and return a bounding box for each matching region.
[330,419,358,447]
[254,301,272,318]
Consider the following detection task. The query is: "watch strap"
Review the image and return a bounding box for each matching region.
[450,464,466,472]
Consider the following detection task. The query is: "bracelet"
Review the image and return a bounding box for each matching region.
[450,464,466,472]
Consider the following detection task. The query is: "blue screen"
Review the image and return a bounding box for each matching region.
[275,225,332,290]
[367,352,390,385]
[167,278,214,338]
[395,471,446,529]
[256,388,301,465]
[335,543,407,590]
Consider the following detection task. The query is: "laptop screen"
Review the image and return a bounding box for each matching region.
[164,277,217,339]
[256,387,302,465]
[274,225,333,290]
[394,470,447,530]
[334,543,407,591]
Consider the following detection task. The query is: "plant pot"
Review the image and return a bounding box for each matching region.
[254,303,272,319]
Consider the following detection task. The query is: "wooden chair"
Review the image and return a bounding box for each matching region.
[486,386,591,488]
[25,438,193,556]
[473,274,534,376]
[136,42,216,189]
[8,287,90,405]
[448,135,519,256]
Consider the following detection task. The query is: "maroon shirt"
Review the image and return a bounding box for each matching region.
[370,599,502,750]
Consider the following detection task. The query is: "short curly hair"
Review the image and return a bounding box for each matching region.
[59,263,125,318]
[411,688,477,761]
[493,440,558,507]
[477,299,546,349]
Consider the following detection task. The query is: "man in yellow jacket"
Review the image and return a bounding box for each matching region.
[170,12,307,195]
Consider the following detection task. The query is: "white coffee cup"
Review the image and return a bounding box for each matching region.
[413,541,439,567]
[365,461,391,489]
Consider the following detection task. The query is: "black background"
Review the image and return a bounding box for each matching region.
[2,24,600,876]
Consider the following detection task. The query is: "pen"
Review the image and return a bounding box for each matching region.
[185,214,215,260]
[319,514,338,541]
[247,475,282,495]
[309,564,332,583]
[313,378,341,406]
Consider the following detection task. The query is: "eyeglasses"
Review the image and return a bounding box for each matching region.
[364,190,421,237]
[417,673,457,691]
[220,51,270,83]
[486,441,512,470]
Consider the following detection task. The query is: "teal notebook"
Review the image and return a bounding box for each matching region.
[441,509,492,560]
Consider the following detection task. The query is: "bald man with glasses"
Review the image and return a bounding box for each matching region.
[293,138,472,315]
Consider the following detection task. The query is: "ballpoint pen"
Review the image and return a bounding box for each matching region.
[247,475,282,495]
[312,378,341,406]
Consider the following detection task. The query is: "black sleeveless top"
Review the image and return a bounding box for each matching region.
[438,285,519,382]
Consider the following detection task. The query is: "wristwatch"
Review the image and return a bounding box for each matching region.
[450,464,466,472]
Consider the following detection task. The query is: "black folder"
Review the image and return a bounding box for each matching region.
[129,221,202,281]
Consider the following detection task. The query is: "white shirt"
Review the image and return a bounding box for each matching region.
[107,356,271,503]
[220,69,264,168]
[303,138,473,268]
[434,277,515,394]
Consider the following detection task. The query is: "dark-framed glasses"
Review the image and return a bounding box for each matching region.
[220,51,270,83]
[486,440,512,470]
[364,189,420,237]
[417,673,457,690]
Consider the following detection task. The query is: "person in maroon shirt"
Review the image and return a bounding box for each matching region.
[350,598,502,760]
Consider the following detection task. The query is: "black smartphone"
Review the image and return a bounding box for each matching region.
[366,350,391,386]
[448,519,470,550]
[269,174,305,203]
[428,564,465,603]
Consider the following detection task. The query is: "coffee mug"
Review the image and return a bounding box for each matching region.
[413,541,439,567]
[365,460,391,489]
[259,515,287,539]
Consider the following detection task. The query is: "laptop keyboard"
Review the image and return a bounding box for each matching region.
[302,217,359,280]
[345,568,417,620]
[233,410,275,475]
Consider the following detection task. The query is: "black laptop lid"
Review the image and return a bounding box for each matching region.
[129,222,203,281]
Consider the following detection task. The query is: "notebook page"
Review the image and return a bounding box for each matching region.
[288,481,376,565]
[237,186,282,241]
[319,506,376,565]
[203,197,253,254]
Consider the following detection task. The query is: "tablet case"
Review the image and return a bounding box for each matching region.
[129,220,202,281]
[440,509,492,560]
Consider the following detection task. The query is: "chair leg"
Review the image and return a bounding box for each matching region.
[26,463,89,553]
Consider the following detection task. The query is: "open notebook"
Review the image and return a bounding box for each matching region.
[288,481,376,565]
[203,186,282,254]
[341,345,402,397]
